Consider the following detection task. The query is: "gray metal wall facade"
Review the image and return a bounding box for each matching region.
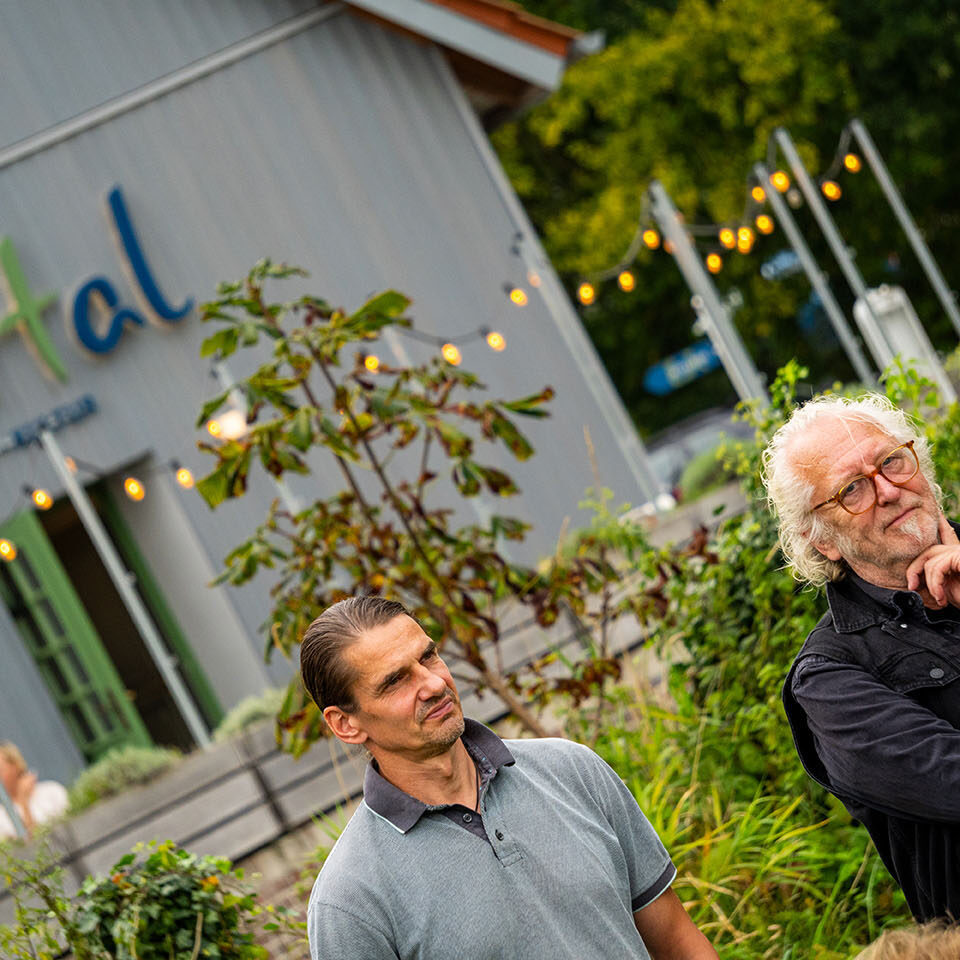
[0,2,644,780]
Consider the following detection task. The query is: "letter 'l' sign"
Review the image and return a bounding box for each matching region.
[107,186,193,322]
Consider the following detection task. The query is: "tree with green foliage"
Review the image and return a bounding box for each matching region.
[501,0,960,434]
[195,260,661,752]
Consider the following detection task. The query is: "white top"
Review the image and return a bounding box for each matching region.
[0,780,69,839]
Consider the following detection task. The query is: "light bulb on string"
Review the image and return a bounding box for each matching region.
[206,419,222,438]
[486,331,506,352]
[617,270,635,292]
[770,170,791,193]
[363,353,380,373]
[577,282,596,305]
[441,343,462,365]
[31,488,53,510]
[718,228,736,250]
[124,477,145,502]
[642,229,660,250]
[218,409,248,440]
[0,539,16,562]
[755,214,774,235]
[843,153,862,173]
[64,456,77,474]
[821,180,842,201]
[527,270,542,288]
[172,462,194,489]
[751,185,766,203]
[508,287,528,307]
[706,253,723,275]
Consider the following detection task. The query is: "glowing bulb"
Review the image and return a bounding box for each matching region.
[206,419,222,438]
[577,282,596,305]
[363,354,380,373]
[642,229,660,250]
[31,489,52,510]
[718,228,736,249]
[486,331,506,352]
[755,214,774,234]
[218,409,248,440]
[441,343,462,365]
[843,153,862,173]
[751,185,766,203]
[737,226,755,244]
[663,240,675,254]
[0,539,16,562]
[617,270,636,292]
[770,170,791,193]
[821,180,842,201]
[64,456,77,474]
[175,467,194,489]
[124,477,145,502]
[508,287,528,307]
[706,253,723,274]
[527,270,542,288]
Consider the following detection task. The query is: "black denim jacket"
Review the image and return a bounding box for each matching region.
[783,567,960,922]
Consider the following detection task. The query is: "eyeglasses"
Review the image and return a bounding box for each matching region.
[811,440,919,515]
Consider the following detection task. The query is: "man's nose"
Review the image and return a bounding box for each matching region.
[875,472,902,505]
[417,666,448,698]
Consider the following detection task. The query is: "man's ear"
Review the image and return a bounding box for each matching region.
[805,528,842,563]
[323,705,368,746]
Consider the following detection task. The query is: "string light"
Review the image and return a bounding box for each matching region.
[527,270,542,288]
[755,214,774,234]
[642,229,660,250]
[64,456,77,474]
[218,409,248,440]
[123,477,145,502]
[718,228,736,250]
[441,343,462,365]
[486,331,506,351]
[821,180,842,201]
[508,287,528,306]
[770,170,791,193]
[706,253,723,274]
[206,419,222,438]
[174,465,194,489]
[617,270,636,292]
[663,240,674,254]
[751,185,766,203]
[31,488,53,510]
[577,282,596,305]
[0,539,16,562]
[363,354,380,373]
[843,153,862,173]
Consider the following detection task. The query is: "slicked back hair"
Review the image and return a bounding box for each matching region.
[300,597,410,711]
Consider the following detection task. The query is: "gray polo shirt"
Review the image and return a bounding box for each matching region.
[308,720,676,959]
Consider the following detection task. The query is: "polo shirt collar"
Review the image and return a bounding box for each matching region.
[362,718,514,834]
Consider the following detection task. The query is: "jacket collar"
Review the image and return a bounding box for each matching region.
[362,718,515,833]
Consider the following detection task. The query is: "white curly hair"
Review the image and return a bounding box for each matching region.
[761,394,939,586]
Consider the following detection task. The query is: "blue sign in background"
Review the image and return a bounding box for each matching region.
[643,339,721,395]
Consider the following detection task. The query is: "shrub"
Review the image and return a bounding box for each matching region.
[67,746,181,815]
[213,688,286,742]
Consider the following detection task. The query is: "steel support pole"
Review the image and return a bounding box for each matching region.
[753,162,876,385]
[648,180,767,404]
[39,429,211,748]
[773,128,891,367]
[850,117,960,338]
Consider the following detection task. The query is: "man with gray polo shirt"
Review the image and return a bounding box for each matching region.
[301,596,717,959]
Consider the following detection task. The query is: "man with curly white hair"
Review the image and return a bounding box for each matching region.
[764,393,960,923]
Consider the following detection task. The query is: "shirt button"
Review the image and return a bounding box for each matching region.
[495,829,504,841]
[930,667,945,679]
[900,624,909,629]
[462,813,473,823]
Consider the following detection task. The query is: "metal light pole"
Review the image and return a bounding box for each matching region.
[849,117,960,338]
[773,127,890,367]
[753,162,875,385]
[648,180,767,404]
[39,429,211,748]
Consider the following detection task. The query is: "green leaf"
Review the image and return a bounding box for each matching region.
[501,387,555,417]
[196,466,230,508]
[196,389,231,428]
[199,327,239,359]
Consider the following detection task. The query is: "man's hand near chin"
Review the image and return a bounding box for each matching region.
[906,515,960,609]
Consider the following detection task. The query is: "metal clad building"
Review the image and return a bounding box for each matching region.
[0,1,653,782]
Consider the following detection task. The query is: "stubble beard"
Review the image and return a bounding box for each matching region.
[417,688,466,755]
